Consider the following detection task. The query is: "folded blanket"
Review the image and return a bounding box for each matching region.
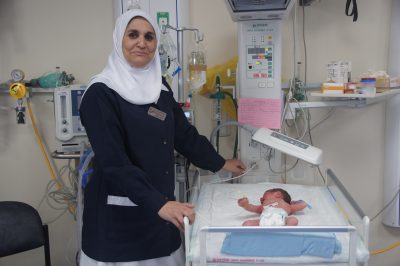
[221,232,342,258]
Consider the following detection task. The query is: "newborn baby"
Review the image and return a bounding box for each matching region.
[238,188,307,226]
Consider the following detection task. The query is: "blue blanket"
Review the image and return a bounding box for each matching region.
[221,232,342,258]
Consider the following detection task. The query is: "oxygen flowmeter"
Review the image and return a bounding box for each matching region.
[9,69,27,124]
[9,69,27,99]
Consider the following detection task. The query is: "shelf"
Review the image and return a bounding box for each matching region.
[310,88,400,99]
[287,88,400,112]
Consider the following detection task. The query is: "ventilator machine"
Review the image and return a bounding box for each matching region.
[54,85,88,153]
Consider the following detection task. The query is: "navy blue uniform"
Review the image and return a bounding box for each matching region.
[79,80,225,262]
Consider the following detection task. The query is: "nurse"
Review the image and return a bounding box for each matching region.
[79,9,246,265]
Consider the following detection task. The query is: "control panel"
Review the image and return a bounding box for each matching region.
[238,20,281,99]
[247,46,274,81]
[270,132,309,149]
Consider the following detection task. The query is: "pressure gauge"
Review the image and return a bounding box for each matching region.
[10,69,25,82]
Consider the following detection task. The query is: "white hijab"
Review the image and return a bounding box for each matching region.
[86,9,162,105]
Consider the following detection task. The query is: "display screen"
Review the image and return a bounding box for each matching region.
[71,90,85,116]
[248,47,265,54]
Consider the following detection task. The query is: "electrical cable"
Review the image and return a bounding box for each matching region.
[301,4,312,145]
[274,4,310,176]
[279,84,309,177]
[37,167,76,225]
[279,4,309,161]
[288,97,308,140]
[284,6,309,141]
[210,121,257,148]
[370,186,400,222]
[302,6,325,185]
[47,162,77,205]
[208,162,258,184]
[44,209,68,225]
[185,158,191,201]
[302,3,312,145]
[282,5,326,185]
[40,160,79,218]
[303,107,326,184]
[302,4,307,87]
[269,156,299,175]
[266,147,299,175]
[27,98,76,215]
[285,96,302,138]
[222,91,239,159]
[308,108,336,132]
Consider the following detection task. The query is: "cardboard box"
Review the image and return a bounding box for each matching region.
[321,82,345,94]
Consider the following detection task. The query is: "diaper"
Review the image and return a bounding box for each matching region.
[259,205,288,226]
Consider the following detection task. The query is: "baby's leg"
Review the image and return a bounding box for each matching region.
[285,216,298,226]
[242,219,260,226]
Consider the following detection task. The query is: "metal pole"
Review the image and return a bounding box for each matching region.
[163,24,203,102]
[177,30,184,103]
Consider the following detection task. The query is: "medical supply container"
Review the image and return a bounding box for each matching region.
[357,78,376,95]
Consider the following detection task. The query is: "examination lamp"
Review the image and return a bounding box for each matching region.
[210,121,323,166]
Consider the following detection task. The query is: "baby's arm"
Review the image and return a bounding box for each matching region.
[238,197,263,214]
[290,200,308,213]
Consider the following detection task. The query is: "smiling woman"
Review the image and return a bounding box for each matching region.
[78,8,245,266]
[122,17,157,68]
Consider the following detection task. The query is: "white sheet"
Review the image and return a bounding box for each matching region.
[187,182,369,264]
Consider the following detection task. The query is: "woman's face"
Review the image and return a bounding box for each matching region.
[122,17,157,68]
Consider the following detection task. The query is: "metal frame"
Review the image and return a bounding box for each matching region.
[184,169,370,266]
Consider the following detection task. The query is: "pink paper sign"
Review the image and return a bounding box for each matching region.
[238,98,281,129]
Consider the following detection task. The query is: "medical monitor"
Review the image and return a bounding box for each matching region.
[225,0,295,21]
[54,84,88,153]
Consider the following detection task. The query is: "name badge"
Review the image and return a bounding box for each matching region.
[148,106,167,121]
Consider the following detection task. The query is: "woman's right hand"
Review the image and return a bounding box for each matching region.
[223,159,246,174]
[158,201,195,232]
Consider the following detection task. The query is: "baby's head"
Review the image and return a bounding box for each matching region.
[260,188,291,204]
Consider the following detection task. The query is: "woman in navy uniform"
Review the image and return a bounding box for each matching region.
[79,9,246,266]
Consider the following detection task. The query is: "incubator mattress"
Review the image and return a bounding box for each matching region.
[187,182,369,264]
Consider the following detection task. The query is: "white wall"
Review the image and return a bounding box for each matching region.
[0,0,113,265]
[0,0,399,265]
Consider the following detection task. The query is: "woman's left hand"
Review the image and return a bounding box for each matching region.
[222,159,246,174]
